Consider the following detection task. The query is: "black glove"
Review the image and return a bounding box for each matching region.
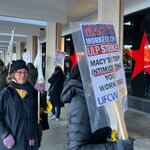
[90,127,112,144]
[117,137,134,150]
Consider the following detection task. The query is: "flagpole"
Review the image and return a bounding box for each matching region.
[7,28,15,74]
[38,91,40,124]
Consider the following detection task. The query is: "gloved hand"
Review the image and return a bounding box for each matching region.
[34,83,45,92]
[3,134,15,149]
[117,137,134,150]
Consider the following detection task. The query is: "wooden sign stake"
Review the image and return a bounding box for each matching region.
[113,100,128,139]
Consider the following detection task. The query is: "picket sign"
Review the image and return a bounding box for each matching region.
[38,91,40,124]
[34,38,45,124]
[79,23,129,139]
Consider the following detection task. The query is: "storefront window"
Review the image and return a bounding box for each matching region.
[64,34,74,80]
[123,8,150,98]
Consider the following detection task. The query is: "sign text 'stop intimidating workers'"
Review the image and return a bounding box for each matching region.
[80,23,127,107]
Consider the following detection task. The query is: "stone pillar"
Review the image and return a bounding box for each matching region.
[98,0,125,134]
[1,51,5,63]
[56,23,62,50]
[16,42,24,59]
[32,36,38,62]
[26,36,38,63]
[16,42,20,59]
[45,22,57,90]
[56,23,64,69]
[98,0,124,60]
[61,37,65,51]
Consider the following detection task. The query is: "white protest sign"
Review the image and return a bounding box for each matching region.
[22,51,31,64]
[12,53,16,61]
[54,50,65,66]
[80,23,127,107]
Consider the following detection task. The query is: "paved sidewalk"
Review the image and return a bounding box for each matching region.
[39,104,68,150]
[125,109,150,150]
[40,104,150,150]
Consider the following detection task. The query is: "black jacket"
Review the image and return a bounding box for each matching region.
[0,82,41,150]
[0,68,8,92]
[48,72,65,107]
[61,79,117,150]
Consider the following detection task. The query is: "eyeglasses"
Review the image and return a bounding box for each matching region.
[15,71,28,75]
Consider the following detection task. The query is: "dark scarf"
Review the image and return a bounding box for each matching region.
[10,81,33,93]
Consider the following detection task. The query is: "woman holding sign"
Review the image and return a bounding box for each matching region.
[61,64,134,150]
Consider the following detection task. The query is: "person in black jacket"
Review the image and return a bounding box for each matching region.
[61,64,134,150]
[48,66,65,121]
[0,59,8,92]
[0,59,41,150]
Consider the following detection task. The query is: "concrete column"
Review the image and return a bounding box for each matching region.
[26,36,38,63]
[98,0,125,133]
[26,36,33,62]
[56,23,62,50]
[61,37,65,51]
[1,51,5,62]
[98,0,124,60]
[16,42,24,59]
[32,36,38,62]
[56,23,64,69]
[15,42,20,59]
[45,22,57,90]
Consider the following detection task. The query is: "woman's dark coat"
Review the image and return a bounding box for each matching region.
[0,68,8,92]
[0,82,41,150]
[48,72,65,107]
[61,79,117,150]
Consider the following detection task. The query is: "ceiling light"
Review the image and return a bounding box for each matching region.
[0,33,27,37]
[0,16,47,26]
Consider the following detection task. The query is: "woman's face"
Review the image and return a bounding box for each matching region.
[14,68,28,84]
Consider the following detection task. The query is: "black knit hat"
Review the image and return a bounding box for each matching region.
[0,59,4,67]
[9,59,28,74]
